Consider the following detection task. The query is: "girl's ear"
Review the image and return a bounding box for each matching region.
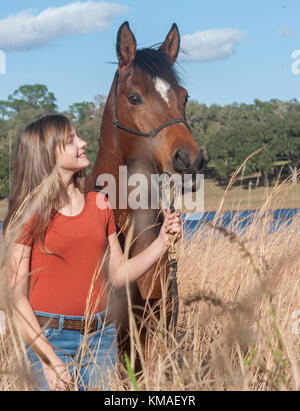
[159,23,180,66]
[116,21,137,72]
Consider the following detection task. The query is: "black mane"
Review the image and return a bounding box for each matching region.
[133,48,181,89]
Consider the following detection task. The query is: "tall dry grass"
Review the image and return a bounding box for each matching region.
[115,173,300,391]
[0,172,299,391]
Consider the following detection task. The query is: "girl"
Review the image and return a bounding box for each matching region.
[4,114,182,391]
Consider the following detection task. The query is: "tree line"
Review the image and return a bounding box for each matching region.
[0,84,299,199]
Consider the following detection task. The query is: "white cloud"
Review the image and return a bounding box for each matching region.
[179,28,244,63]
[0,1,129,51]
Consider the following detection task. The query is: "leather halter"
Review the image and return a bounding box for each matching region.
[112,71,190,176]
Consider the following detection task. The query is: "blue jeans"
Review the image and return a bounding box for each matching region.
[27,310,117,391]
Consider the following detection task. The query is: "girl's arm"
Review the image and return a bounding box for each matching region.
[108,209,182,288]
[9,243,72,390]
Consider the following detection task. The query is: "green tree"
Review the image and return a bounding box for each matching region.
[7,84,57,114]
[206,101,279,184]
[0,100,12,120]
[0,84,59,198]
[68,102,96,123]
[67,96,106,170]
[274,101,300,184]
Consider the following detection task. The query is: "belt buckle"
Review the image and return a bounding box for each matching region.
[80,319,95,335]
[80,319,87,335]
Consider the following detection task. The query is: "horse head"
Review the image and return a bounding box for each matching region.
[113,22,206,195]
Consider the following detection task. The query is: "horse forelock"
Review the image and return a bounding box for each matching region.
[132,48,181,90]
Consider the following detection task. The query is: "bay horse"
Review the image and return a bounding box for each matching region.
[86,22,206,366]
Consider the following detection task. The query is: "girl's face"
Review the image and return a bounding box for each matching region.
[56,127,90,175]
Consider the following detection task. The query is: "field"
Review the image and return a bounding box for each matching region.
[203,178,300,211]
[0,176,299,391]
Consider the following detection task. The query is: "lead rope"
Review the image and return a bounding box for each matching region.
[160,179,179,337]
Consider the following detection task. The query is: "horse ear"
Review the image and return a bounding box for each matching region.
[116,21,137,70]
[159,23,180,65]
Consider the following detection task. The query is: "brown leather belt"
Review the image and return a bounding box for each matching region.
[36,313,113,335]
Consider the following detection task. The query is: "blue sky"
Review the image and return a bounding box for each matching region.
[0,0,299,112]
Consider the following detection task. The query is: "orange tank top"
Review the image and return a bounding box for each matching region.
[18,192,116,316]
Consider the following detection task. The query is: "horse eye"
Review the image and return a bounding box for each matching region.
[128,93,143,105]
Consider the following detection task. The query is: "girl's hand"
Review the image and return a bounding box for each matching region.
[42,357,73,391]
[159,209,182,248]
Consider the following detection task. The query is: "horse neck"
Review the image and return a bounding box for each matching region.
[87,85,130,225]
[88,80,162,229]
[90,88,125,185]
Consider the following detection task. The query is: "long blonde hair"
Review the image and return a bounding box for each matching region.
[3,114,86,251]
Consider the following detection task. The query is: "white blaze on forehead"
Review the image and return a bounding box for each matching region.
[154,77,170,106]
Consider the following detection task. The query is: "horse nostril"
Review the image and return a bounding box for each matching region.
[172,149,190,172]
[194,151,207,171]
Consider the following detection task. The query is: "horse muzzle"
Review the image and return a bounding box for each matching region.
[171,148,207,192]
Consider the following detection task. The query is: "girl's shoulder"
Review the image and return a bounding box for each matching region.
[86,190,112,212]
[15,214,37,247]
